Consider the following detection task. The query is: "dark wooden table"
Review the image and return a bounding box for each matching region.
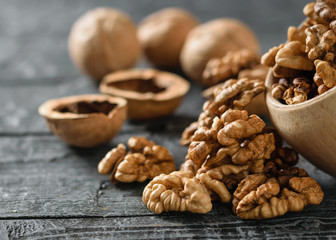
[1,0,336,239]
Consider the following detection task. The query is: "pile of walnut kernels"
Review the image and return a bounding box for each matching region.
[99,78,324,220]
[262,0,336,105]
[97,1,333,220]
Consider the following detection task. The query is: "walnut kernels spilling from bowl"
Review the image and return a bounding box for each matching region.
[100,69,190,120]
[142,76,324,218]
[262,0,336,105]
[38,94,127,147]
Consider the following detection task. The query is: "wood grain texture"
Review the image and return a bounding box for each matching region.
[1,0,335,239]
[1,215,336,240]
[0,75,202,135]
[0,133,335,219]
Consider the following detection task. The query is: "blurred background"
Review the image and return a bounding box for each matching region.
[0,0,310,81]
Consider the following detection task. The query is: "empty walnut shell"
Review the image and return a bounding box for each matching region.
[99,69,190,120]
[38,94,127,147]
[266,70,336,177]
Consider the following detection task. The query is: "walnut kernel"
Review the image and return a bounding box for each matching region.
[142,171,212,214]
[233,169,324,219]
[98,137,175,183]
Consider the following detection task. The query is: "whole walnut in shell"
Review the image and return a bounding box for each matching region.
[180,18,260,84]
[68,8,141,82]
[138,8,199,68]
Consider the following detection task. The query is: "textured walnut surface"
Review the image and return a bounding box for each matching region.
[98,137,176,183]
[143,171,212,214]
[233,168,324,219]
[180,78,265,146]
[263,0,336,104]
[202,49,260,86]
[1,0,336,239]
[184,109,275,204]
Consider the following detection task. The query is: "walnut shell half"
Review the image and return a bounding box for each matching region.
[38,94,127,147]
[100,69,190,120]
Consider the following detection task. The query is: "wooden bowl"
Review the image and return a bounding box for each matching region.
[39,94,127,148]
[100,69,190,120]
[265,70,336,177]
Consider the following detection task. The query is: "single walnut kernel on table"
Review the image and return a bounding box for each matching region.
[143,171,212,214]
[98,137,175,183]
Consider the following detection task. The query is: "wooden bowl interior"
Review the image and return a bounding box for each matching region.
[265,70,336,177]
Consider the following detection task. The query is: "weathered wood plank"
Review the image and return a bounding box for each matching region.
[0,77,202,134]
[1,215,336,240]
[0,132,188,165]
[0,76,96,134]
[0,132,188,218]
[0,133,335,219]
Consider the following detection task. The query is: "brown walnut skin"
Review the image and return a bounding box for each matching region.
[202,65,269,116]
[138,7,199,68]
[233,170,324,220]
[181,78,265,147]
[202,49,261,87]
[180,18,260,84]
[68,8,141,82]
[143,171,212,214]
[38,94,127,148]
[98,137,176,184]
[100,69,190,120]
